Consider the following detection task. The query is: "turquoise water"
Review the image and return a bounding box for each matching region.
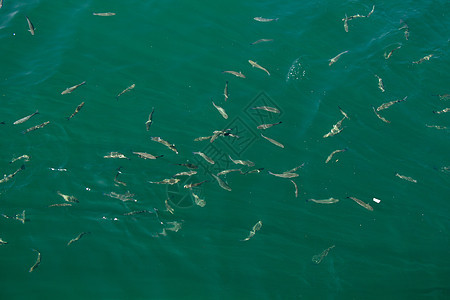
[1,0,449,299]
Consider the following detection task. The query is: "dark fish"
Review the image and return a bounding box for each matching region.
[22,121,50,134]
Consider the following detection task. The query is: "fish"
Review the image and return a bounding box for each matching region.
[343,14,349,32]
[104,152,129,159]
[48,203,72,207]
[268,171,299,178]
[312,245,335,264]
[228,155,255,167]
[93,12,116,16]
[216,169,242,176]
[149,178,180,185]
[366,5,375,17]
[323,117,346,138]
[61,81,86,95]
[374,75,385,92]
[248,60,270,76]
[67,232,90,246]
[254,17,278,22]
[399,20,409,40]
[159,221,182,236]
[222,71,245,78]
[241,220,263,241]
[145,107,155,131]
[252,106,280,113]
[191,191,206,207]
[123,210,152,216]
[0,238,7,245]
[57,191,79,203]
[2,210,26,224]
[285,163,305,173]
[104,191,136,202]
[194,135,213,142]
[425,124,447,130]
[22,121,50,134]
[0,164,25,184]
[224,81,229,101]
[329,50,348,66]
[338,106,350,120]
[434,94,450,101]
[325,148,347,163]
[242,167,265,175]
[0,0,3,9]
[29,249,41,272]
[211,174,232,191]
[260,133,284,148]
[13,110,39,125]
[133,152,163,160]
[290,180,298,198]
[173,171,197,177]
[376,96,407,111]
[210,129,231,143]
[26,16,35,35]
[257,121,282,130]
[250,39,273,45]
[307,198,339,204]
[212,100,228,119]
[113,167,126,186]
[67,101,85,120]
[395,173,417,183]
[384,46,401,60]
[116,83,135,99]
[184,180,208,189]
[10,154,30,164]
[175,163,198,169]
[433,108,450,114]
[151,137,178,154]
[347,196,373,211]
[413,54,433,64]
[372,106,390,123]
[193,151,215,164]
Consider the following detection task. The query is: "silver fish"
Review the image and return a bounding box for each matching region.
[133,152,163,160]
[104,191,136,202]
[253,17,278,22]
[343,14,349,32]
[104,152,129,159]
[433,108,450,114]
[347,196,373,211]
[252,106,280,113]
[312,245,335,264]
[250,39,273,45]
[13,110,39,125]
[323,117,346,138]
[193,151,215,164]
[61,81,86,95]
[123,210,152,216]
[228,155,254,167]
[374,75,385,92]
[10,154,30,164]
[151,137,178,154]
[241,220,263,241]
[184,180,208,189]
[194,135,213,141]
[425,124,447,130]
[57,191,79,203]
[338,106,350,120]
[0,164,25,184]
[48,203,72,207]
[0,0,3,9]
[173,171,197,177]
[191,191,206,207]
[149,178,180,185]
[329,50,348,66]
[67,232,90,246]
[384,46,401,60]
[224,81,229,101]
[22,121,50,134]
[145,107,155,131]
[413,54,433,64]
[29,249,41,272]
[395,173,417,183]
[222,70,245,78]
[325,148,347,163]
[268,171,299,178]
[116,83,135,99]
[260,133,284,148]
[26,16,35,35]
[67,102,85,120]
[377,96,407,111]
[248,60,270,76]
[0,238,7,245]
[212,174,232,191]
[212,100,228,119]
[372,106,390,123]
[399,20,409,40]
[290,180,298,198]
[307,198,339,204]
[217,169,242,176]
[93,12,116,16]
[257,121,282,130]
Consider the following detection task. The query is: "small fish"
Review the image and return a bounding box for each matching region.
[113,167,126,186]
[61,81,86,95]
[224,81,229,101]
[248,60,270,76]
[347,196,373,211]
[67,232,90,246]
[0,164,25,184]
[312,245,335,264]
[0,0,3,9]
[242,167,265,175]
[93,12,116,16]
[372,106,390,123]
[268,171,299,178]
[323,117,346,138]
[133,152,163,160]
[29,249,41,272]
[151,137,178,154]
[343,14,349,32]
[241,220,263,241]
[250,39,273,45]
[116,83,135,99]
[217,169,242,176]
[22,121,50,134]
[399,20,409,40]
[212,100,228,119]
[222,71,245,78]
[193,151,215,164]
[13,110,39,125]
[254,17,278,22]
[184,180,208,189]
[104,152,129,159]
[173,171,197,177]
[57,191,79,203]
[0,238,7,245]
[329,50,348,66]
[384,46,401,60]
[285,163,305,173]
[48,203,72,207]
[191,191,206,207]
[252,106,280,113]
[149,178,180,185]
[228,155,254,167]
[210,129,231,143]
[104,191,136,202]
[2,210,26,224]
[175,163,198,169]
[26,16,35,35]
[67,101,85,120]
[307,198,339,204]
[290,180,298,198]
[260,133,284,148]
[395,173,417,183]
[413,54,433,64]
[325,148,347,163]
[212,174,232,192]
[10,154,30,164]
[374,75,385,93]
[145,107,155,131]
[257,121,282,130]
[366,5,375,17]
[377,96,407,111]
[338,106,350,120]
[434,94,450,101]
[425,124,447,130]
[123,210,152,216]
[49,167,68,172]
[433,108,450,114]
[194,135,213,142]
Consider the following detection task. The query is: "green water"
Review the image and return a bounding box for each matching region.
[1,0,449,299]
